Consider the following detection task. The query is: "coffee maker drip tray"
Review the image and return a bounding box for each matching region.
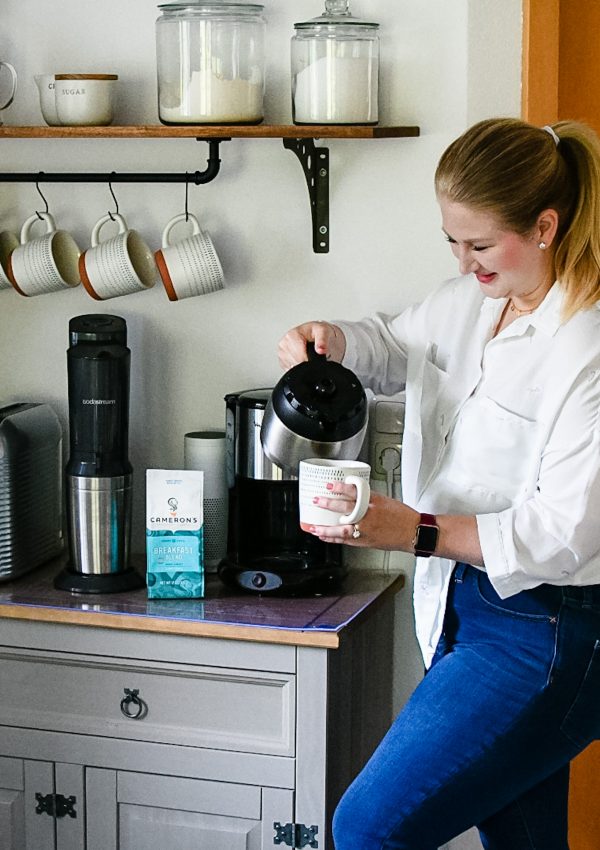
[218,554,347,596]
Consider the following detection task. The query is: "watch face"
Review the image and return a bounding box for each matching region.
[417,523,438,554]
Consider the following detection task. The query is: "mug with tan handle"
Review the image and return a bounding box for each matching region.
[155,213,224,301]
[8,212,81,297]
[79,213,156,300]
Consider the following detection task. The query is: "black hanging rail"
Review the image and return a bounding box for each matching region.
[0,138,223,185]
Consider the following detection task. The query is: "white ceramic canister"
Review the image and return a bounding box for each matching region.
[292,0,379,125]
[156,1,266,124]
[54,74,118,126]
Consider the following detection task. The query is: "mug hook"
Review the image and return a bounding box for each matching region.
[184,174,190,222]
[35,174,49,219]
[108,175,119,221]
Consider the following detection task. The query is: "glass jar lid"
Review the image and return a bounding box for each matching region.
[158,1,264,13]
[294,0,378,29]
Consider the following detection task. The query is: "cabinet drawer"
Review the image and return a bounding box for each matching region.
[0,648,295,756]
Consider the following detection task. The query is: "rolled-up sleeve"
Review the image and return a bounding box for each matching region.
[478,364,600,597]
[335,313,410,396]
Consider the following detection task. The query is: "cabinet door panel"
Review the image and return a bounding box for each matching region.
[54,763,84,850]
[119,806,261,850]
[118,771,261,819]
[0,757,23,791]
[86,768,117,850]
[23,761,54,850]
[0,789,25,850]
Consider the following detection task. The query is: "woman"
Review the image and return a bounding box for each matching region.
[278,118,600,850]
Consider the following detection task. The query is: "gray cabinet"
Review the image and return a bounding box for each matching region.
[0,758,83,850]
[0,571,401,850]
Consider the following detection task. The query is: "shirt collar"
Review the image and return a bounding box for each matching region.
[480,281,564,337]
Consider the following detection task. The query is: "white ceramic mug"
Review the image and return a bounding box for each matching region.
[0,230,19,290]
[34,74,60,126]
[79,213,156,301]
[54,74,118,126]
[298,458,371,531]
[8,213,81,297]
[155,213,224,302]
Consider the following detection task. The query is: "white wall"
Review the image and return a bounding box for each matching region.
[0,3,522,847]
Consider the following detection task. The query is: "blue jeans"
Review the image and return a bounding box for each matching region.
[332,562,600,850]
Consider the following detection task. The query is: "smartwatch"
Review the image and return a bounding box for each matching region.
[412,513,439,558]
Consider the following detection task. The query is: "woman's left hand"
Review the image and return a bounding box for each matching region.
[306,483,419,550]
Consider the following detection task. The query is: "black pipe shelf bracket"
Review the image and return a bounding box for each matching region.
[283,137,330,253]
[0,138,225,185]
[0,134,333,252]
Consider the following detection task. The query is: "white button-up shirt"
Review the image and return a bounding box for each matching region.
[337,276,600,666]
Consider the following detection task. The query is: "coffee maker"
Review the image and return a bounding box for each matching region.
[54,314,144,593]
[218,389,345,595]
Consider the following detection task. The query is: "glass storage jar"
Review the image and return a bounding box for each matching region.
[291,0,379,125]
[156,1,265,124]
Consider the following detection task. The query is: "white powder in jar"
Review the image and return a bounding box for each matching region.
[160,69,263,123]
[293,55,377,124]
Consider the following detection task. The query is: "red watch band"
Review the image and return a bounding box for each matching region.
[413,513,439,558]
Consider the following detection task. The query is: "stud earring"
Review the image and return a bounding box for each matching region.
[538,241,547,250]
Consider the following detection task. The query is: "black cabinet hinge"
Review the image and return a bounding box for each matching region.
[274,821,319,848]
[35,793,77,819]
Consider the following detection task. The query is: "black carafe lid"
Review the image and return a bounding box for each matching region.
[272,344,366,441]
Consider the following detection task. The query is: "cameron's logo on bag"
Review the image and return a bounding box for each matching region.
[149,498,198,524]
[82,398,116,405]
[149,516,199,524]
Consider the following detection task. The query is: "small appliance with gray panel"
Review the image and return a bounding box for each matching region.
[0,402,64,581]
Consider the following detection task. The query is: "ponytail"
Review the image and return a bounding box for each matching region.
[552,121,600,318]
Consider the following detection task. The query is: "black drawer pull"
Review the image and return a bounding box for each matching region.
[120,687,147,720]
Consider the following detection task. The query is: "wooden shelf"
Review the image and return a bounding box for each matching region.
[0,122,421,252]
[0,123,420,140]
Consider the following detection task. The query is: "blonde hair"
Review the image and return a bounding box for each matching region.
[434,117,600,319]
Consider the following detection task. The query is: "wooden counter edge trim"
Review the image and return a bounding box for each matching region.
[311,573,405,640]
[0,604,341,648]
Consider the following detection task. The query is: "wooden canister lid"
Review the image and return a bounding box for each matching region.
[55,74,118,80]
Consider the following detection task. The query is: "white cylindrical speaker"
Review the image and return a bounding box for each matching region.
[184,429,228,572]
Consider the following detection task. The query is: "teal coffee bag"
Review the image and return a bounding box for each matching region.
[146,469,205,599]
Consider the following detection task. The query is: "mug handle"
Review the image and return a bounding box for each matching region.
[91,213,127,246]
[339,475,370,525]
[0,62,17,111]
[162,213,201,248]
[20,212,56,244]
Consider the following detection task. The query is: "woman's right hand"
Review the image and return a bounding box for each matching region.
[278,321,347,370]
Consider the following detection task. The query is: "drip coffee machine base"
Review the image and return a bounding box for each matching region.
[220,389,347,597]
[218,557,346,596]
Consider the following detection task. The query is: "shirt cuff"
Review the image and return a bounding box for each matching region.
[476,512,523,599]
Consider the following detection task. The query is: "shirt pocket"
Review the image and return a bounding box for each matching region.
[448,394,541,503]
[420,357,452,428]
[416,358,453,477]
